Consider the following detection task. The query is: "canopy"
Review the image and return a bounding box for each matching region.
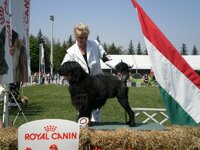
[101,55,200,70]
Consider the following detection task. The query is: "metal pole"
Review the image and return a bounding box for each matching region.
[2,84,9,127]
[39,44,41,84]
[50,15,54,76]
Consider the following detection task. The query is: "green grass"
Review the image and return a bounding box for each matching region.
[0,84,165,127]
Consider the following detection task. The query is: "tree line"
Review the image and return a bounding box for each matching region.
[29,30,199,74]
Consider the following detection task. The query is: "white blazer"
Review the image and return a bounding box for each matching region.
[61,40,118,75]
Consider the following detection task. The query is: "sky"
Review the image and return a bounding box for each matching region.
[29,0,200,54]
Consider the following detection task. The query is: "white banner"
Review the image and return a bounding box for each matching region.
[11,0,30,83]
[0,0,13,84]
[39,43,45,74]
[18,119,80,149]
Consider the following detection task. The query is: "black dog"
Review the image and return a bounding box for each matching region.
[58,61,135,127]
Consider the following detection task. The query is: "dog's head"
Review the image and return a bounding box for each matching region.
[115,62,132,82]
[115,62,131,74]
[58,61,88,84]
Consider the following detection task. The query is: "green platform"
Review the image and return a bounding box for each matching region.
[90,122,167,130]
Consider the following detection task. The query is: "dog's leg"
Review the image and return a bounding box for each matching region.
[118,99,135,127]
[117,85,135,127]
[77,111,91,121]
[77,109,92,125]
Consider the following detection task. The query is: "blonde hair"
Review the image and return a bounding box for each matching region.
[73,23,90,38]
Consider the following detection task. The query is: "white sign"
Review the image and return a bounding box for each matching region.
[18,119,80,150]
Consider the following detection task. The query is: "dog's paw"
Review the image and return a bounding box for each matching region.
[129,122,136,127]
[126,121,136,127]
[78,117,89,128]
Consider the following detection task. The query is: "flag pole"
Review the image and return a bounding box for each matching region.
[2,84,9,127]
[50,15,54,78]
[39,44,41,84]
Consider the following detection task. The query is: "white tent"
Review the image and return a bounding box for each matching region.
[101,55,200,70]
[183,55,200,70]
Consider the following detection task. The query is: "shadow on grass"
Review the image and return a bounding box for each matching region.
[8,102,43,116]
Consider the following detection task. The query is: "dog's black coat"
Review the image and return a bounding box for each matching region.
[58,61,135,126]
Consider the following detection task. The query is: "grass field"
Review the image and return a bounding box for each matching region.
[0,84,166,127]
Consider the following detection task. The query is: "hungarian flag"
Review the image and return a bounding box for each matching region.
[131,0,200,126]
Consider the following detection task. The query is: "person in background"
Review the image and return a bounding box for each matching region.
[61,23,120,122]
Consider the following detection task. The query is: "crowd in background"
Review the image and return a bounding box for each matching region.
[31,71,157,87]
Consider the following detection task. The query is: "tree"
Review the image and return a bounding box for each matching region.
[54,40,68,68]
[107,43,122,54]
[192,45,198,55]
[180,43,188,55]
[60,41,67,60]
[116,46,124,54]
[30,29,51,73]
[29,35,39,73]
[143,47,148,55]
[53,41,62,72]
[37,29,45,44]
[42,36,51,73]
[136,42,142,55]
[107,43,117,54]
[66,35,74,49]
[103,43,108,52]
[127,40,135,54]
[29,33,74,74]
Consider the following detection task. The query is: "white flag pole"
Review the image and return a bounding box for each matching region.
[50,15,54,77]
[2,84,9,127]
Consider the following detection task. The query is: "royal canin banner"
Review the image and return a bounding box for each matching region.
[18,119,80,149]
[0,0,12,84]
[11,0,30,83]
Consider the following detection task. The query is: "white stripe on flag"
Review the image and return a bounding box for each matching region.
[145,37,200,123]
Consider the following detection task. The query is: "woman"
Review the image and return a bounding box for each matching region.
[61,23,119,122]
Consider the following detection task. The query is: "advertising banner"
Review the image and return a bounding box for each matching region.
[0,0,12,84]
[11,0,30,83]
[18,119,80,149]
